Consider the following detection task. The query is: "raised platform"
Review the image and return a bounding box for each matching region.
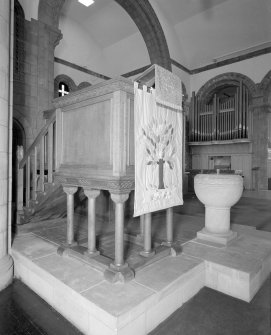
[11,223,271,335]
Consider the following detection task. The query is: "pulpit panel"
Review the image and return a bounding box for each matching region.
[62,100,111,166]
[53,77,135,189]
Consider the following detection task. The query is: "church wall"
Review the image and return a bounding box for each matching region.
[55,16,109,77]
[0,0,14,291]
[17,0,38,21]
[149,0,188,67]
[174,0,270,70]
[190,53,271,96]
[172,64,190,98]
[191,143,252,189]
[13,4,40,148]
[54,62,106,88]
[103,32,150,77]
[188,61,271,190]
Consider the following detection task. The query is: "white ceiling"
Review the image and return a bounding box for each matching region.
[60,0,271,69]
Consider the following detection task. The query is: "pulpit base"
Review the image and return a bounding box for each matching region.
[104,263,135,283]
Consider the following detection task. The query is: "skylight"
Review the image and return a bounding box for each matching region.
[78,0,94,7]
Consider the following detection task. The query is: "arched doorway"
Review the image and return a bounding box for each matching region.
[12,119,25,227]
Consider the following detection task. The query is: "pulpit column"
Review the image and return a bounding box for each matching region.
[162,207,181,255]
[63,186,78,246]
[166,207,173,245]
[140,212,155,257]
[139,214,145,237]
[104,192,134,283]
[84,189,100,256]
[112,193,128,267]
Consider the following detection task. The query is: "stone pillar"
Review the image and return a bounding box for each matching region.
[63,186,78,246]
[166,207,173,245]
[35,22,62,136]
[139,214,145,236]
[0,0,13,291]
[251,97,269,190]
[84,189,100,256]
[104,193,134,283]
[140,212,155,257]
[16,146,24,224]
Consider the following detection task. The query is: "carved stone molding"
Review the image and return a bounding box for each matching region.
[110,193,129,204]
[55,175,135,192]
[84,189,100,199]
[196,72,257,103]
[53,78,134,108]
[63,186,78,195]
[44,24,63,48]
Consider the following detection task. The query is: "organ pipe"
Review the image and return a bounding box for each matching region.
[190,83,249,142]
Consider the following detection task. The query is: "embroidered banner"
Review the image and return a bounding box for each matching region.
[134,82,183,217]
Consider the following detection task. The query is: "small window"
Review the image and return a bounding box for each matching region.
[58,82,69,97]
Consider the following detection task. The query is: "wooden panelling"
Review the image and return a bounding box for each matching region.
[191,142,252,189]
[62,100,111,166]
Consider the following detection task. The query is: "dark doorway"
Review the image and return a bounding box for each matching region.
[12,119,25,227]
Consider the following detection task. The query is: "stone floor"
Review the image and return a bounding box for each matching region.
[0,279,83,335]
[1,276,270,335]
[10,192,271,334]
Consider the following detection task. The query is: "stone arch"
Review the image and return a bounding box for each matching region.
[13,110,34,149]
[38,0,171,71]
[196,72,257,104]
[13,118,25,149]
[78,81,92,90]
[54,74,77,98]
[260,69,271,103]
[14,0,25,82]
[12,118,26,207]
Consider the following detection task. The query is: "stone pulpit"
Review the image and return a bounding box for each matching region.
[53,77,135,185]
[53,77,135,282]
[52,65,183,282]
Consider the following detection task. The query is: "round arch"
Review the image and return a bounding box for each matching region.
[78,81,92,90]
[54,74,77,98]
[38,0,171,71]
[196,72,257,104]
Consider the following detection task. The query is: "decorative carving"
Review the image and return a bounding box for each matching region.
[110,192,129,204]
[83,189,100,199]
[54,175,135,192]
[63,186,78,195]
[45,25,63,48]
[155,65,182,107]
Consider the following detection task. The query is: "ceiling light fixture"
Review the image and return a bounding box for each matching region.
[78,0,95,7]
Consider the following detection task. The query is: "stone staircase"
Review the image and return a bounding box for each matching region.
[18,182,66,224]
[16,110,62,225]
